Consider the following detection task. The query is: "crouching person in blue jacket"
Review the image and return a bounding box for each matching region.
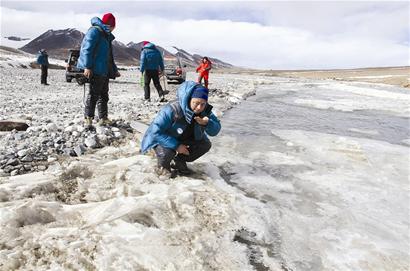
[141,81,221,178]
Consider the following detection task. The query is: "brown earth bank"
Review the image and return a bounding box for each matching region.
[221,66,410,89]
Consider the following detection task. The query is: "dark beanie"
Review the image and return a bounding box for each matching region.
[102,13,116,27]
[191,85,208,101]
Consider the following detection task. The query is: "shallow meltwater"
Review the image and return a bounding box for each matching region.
[210,78,410,270]
[221,80,410,145]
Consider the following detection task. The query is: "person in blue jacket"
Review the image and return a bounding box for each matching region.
[77,13,120,128]
[141,81,221,177]
[140,41,168,102]
[36,49,49,85]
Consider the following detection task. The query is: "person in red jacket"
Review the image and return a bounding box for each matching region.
[196,57,212,88]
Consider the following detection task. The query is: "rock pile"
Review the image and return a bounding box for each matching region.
[0,119,133,176]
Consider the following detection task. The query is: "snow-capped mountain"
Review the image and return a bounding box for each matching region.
[19,29,234,68]
[20,29,84,59]
[160,45,232,68]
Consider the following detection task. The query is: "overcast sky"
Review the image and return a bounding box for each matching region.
[1,0,409,69]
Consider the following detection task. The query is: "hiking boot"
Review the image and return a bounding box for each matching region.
[98,118,112,126]
[159,95,168,103]
[162,90,170,95]
[84,117,93,129]
[171,160,193,176]
[156,166,176,180]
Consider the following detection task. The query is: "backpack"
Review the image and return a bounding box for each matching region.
[36,53,42,65]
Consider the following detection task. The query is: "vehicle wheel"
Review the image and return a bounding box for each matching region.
[66,77,72,82]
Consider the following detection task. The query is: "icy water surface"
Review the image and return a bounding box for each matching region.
[221,78,409,145]
[210,78,410,270]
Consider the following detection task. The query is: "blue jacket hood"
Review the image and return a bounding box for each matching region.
[91,17,112,35]
[177,81,199,123]
[143,43,156,49]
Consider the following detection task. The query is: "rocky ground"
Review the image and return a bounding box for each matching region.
[0,67,268,177]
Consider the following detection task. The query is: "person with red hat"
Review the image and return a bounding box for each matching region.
[140,41,168,102]
[102,13,116,28]
[77,13,121,129]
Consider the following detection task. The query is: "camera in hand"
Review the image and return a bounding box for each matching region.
[75,74,90,85]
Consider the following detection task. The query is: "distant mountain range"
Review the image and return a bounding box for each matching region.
[19,28,233,68]
[4,36,30,41]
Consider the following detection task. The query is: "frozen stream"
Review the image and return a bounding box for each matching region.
[207,78,410,270]
[221,79,409,145]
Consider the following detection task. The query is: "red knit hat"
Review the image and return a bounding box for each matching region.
[102,13,116,27]
[143,41,150,46]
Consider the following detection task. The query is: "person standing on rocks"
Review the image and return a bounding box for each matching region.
[196,56,212,89]
[141,81,221,178]
[77,12,120,129]
[140,41,168,102]
[36,49,49,85]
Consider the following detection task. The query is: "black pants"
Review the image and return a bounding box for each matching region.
[144,69,164,99]
[84,75,109,119]
[41,65,48,84]
[154,139,212,170]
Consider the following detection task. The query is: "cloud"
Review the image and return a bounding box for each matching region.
[1,1,409,69]
[0,7,92,37]
[114,11,410,69]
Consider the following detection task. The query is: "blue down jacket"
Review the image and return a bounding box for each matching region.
[77,17,118,76]
[36,51,49,66]
[141,81,221,153]
[140,43,164,73]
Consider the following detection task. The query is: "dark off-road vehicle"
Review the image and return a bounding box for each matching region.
[164,57,186,84]
[65,49,87,84]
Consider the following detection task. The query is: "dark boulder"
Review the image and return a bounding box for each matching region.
[0,121,29,131]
